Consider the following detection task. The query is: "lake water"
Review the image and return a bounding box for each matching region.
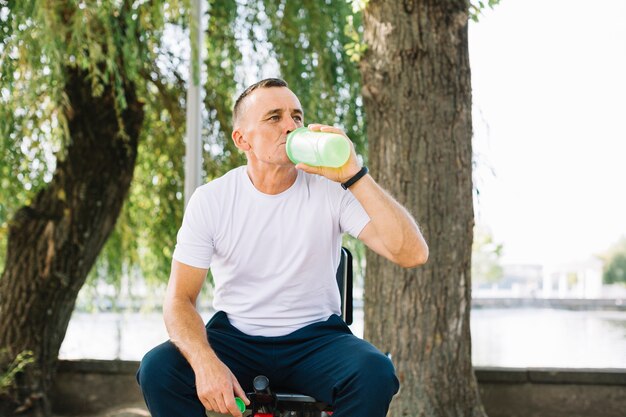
[59,308,626,369]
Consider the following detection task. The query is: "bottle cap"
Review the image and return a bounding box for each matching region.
[285,127,309,165]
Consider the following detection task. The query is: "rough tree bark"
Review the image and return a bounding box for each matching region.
[0,67,143,416]
[361,0,486,416]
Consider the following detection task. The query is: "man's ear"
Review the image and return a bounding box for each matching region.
[232,129,250,151]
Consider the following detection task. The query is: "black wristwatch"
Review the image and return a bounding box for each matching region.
[341,166,369,190]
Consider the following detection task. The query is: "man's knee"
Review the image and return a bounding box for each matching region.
[330,348,399,416]
[137,344,164,390]
[137,342,187,393]
[363,351,398,388]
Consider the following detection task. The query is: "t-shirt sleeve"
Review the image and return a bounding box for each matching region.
[338,185,371,238]
[172,189,214,269]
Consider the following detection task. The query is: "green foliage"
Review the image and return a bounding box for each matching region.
[202,0,246,179]
[602,237,626,285]
[0,1,65,269]
[472,224,503,284]
[260,0,367,158]
[342,234,366,289]
[604,253,626,284]
[0,350,35,395]
[344,14,367,63]
[470,0,501,22]
[344,0,368,63]
[0,0,189,292]
[2,0,368,308]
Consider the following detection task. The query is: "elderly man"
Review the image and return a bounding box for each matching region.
[137,78,428,417]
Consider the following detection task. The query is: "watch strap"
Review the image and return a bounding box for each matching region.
[341,166,369,190]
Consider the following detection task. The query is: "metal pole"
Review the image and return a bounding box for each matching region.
[184,0,204,208]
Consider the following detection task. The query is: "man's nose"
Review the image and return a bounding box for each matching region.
[284,117,298,133]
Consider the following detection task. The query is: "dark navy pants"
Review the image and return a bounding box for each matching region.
[137,311,399,417]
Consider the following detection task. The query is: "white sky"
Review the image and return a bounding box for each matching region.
[469,0,626,266]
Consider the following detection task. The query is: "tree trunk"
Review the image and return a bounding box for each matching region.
[361,1,486,416]
[0,67,143,416]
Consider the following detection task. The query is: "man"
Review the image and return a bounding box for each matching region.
[137,78,428,417]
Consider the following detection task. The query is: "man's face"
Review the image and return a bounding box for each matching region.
[232,87,304,166]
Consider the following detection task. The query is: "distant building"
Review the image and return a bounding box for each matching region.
[474,258,610,299]
[542,258,604,299]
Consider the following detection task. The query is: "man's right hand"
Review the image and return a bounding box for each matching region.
[164,261,250,416]
[194,353,250,417]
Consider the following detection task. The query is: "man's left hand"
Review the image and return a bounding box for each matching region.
[295,124,362,183]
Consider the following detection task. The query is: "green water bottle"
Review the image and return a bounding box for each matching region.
[286,127,351,168]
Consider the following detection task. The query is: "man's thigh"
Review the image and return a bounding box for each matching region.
[204,311,277,392]
[274,314,398,405]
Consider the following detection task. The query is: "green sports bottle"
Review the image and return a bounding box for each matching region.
[286,127,351,168]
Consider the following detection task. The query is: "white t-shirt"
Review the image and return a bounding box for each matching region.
[172,166,370,336]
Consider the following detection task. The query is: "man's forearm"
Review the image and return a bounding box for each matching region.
[349,174,428,266]
[162,293,250,415]
[164,298,219,368]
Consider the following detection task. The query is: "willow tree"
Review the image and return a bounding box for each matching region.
[0,0,367,414]
[360,0,491,415]
[83,0,369,303]
[87,0,244,304]
[0,1,186,415]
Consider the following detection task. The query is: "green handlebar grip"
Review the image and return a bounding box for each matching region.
[235,397,246,413]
